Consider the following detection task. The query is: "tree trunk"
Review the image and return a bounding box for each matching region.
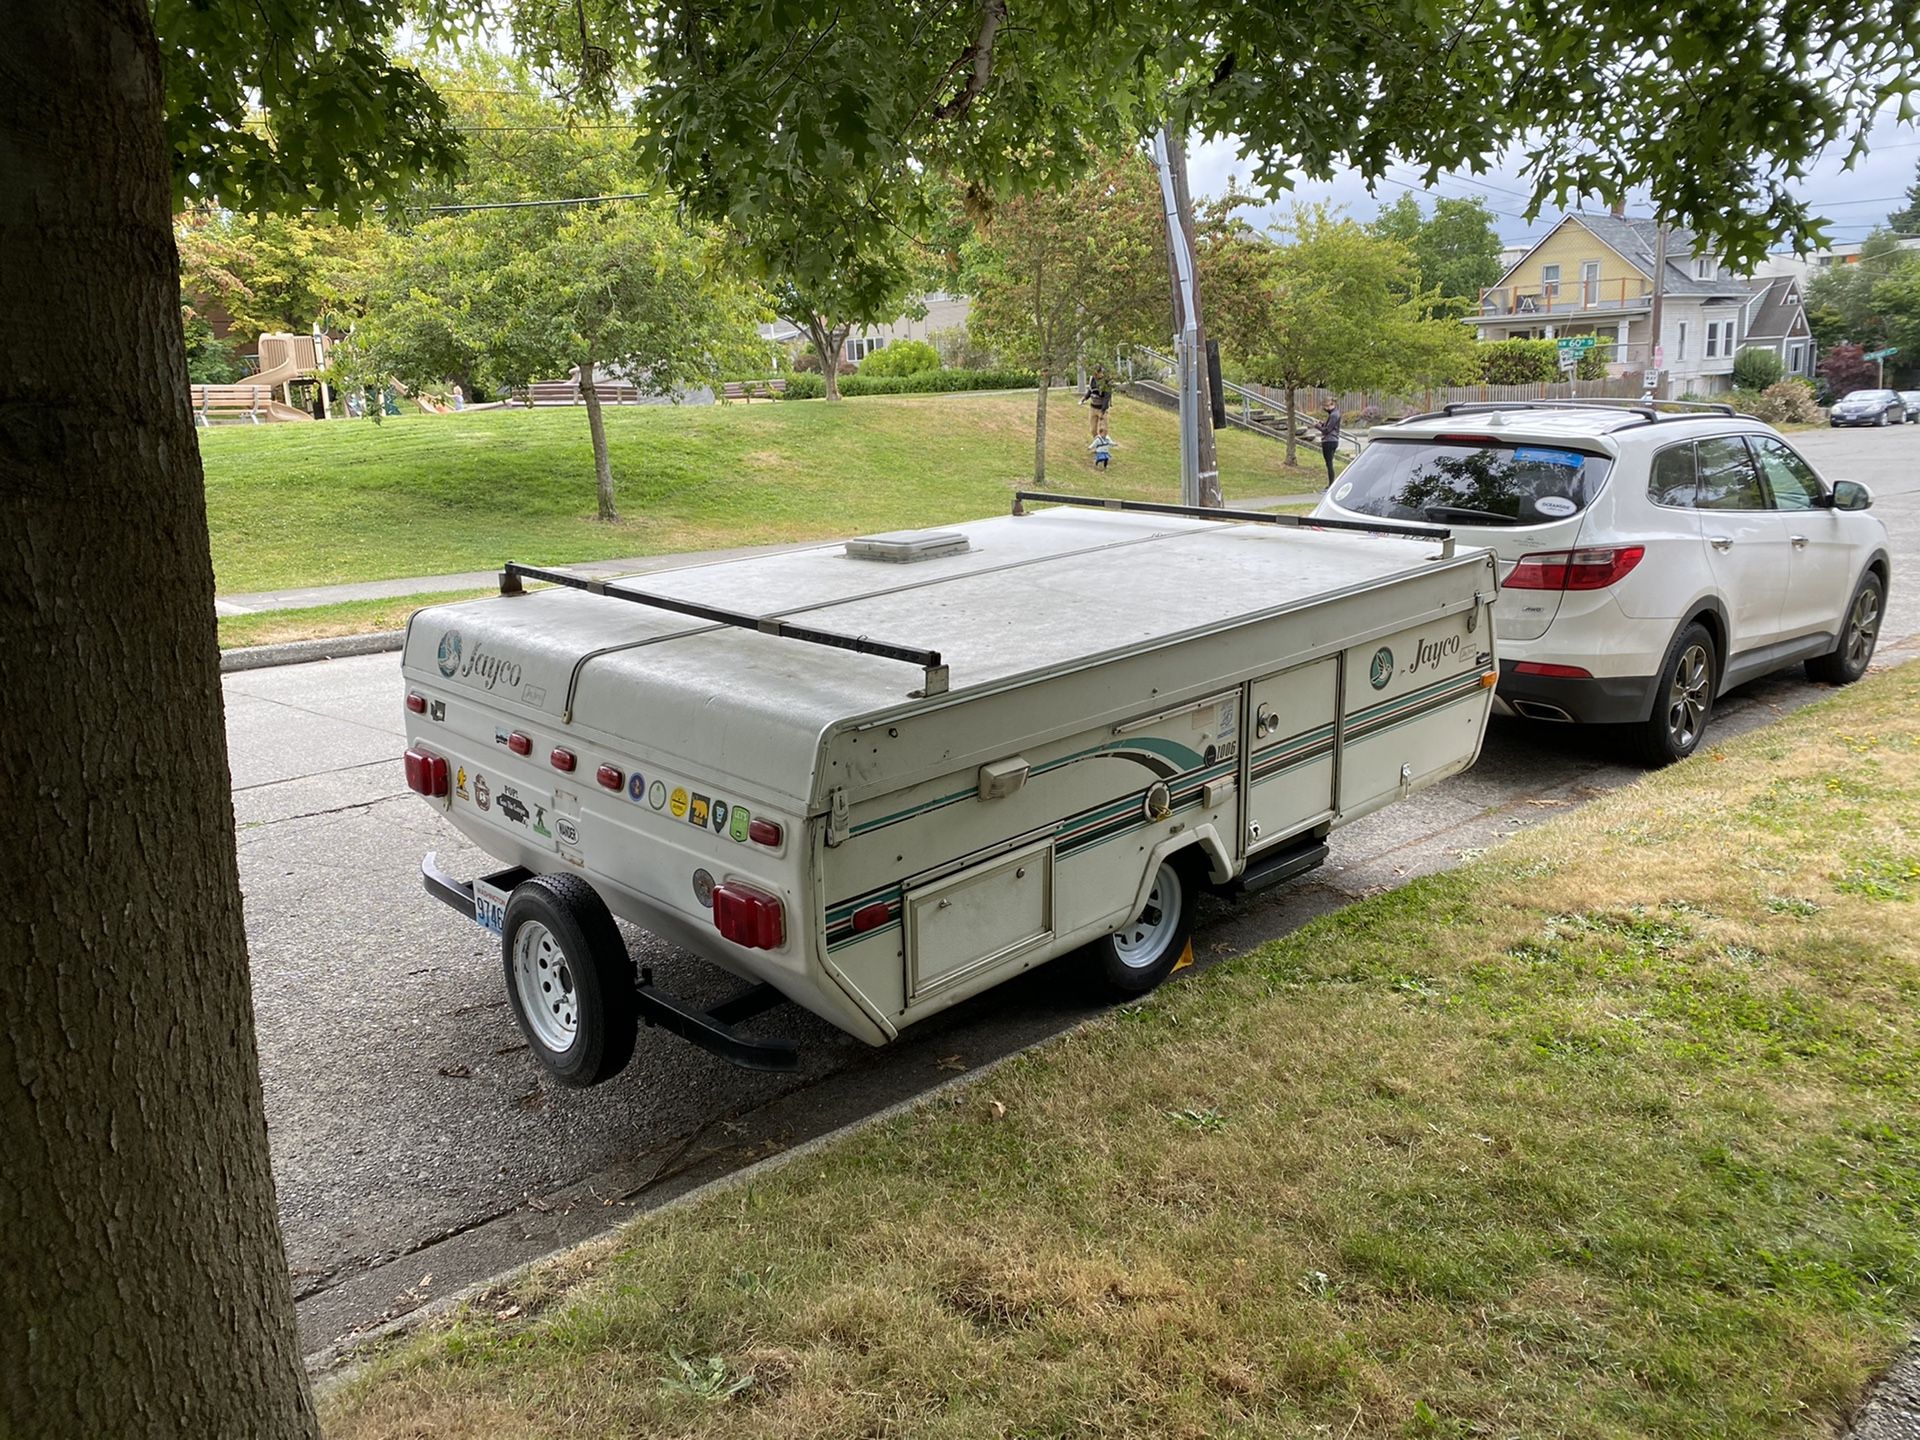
[579,359,619,521]
[2,5,318,1437]
[1285,386,1298,468]
[1034,372,1049,486]
[803,317,848,401]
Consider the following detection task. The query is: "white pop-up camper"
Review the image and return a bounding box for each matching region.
[401,494,1499,1083]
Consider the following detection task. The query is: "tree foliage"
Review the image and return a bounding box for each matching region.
[1368,194,1504,304]
[1477,339,1560,384]
[858,339,942,376]
[176,210,381,343]
[1818,341,1880,398]
[1731,345,1785,389]
[1804,229,1920,382]
[1888,160,1920,235]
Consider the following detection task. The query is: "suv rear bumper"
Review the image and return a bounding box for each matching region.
[1494,662,1658,725]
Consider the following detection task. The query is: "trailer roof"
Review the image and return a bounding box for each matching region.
[407,507,1461,807]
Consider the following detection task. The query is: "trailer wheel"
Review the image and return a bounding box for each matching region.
[1083,852,1201,996]
[500,874,638,1088]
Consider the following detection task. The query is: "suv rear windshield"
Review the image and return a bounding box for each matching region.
[1332,437,1613,526]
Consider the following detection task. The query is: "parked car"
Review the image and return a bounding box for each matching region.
[1313,401,1890,765]
[1829,388,1906,426]
[1900,390,1920,422]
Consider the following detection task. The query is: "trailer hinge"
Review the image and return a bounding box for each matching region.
[826,787,851,848]
[1467,593,1493,632]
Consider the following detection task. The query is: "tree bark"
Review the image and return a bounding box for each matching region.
[579,359,619,521]
[1285,386,1299,468]
[1034,371,1049,486]
[1,4,318,1437]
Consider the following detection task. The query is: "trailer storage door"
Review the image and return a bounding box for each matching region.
[1337,608,1491,820]
[1243,657,1339,854]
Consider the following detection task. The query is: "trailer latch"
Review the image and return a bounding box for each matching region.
[826,787,851,847]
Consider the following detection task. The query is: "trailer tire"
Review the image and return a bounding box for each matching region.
[1082,851,1202,997]
[500,874,638,1088]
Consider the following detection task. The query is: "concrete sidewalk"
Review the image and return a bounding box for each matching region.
[213,494,1327,616]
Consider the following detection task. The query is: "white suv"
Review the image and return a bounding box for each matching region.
[1312,402,1890,764]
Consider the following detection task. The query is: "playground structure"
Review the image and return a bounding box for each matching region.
[189,331,327,424]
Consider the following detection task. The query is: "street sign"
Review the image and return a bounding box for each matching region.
[1556,335,1597,355]
[1641,369,1660,391]
[1653,345,1666,368]
[1866,347,1900,360]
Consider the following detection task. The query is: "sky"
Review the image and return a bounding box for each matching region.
[1181,103,1920,254]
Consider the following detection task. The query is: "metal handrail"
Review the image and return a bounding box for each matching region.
[499,562,950,697]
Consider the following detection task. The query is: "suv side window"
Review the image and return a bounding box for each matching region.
[1648,443,1698,507]
[1749,435,1824,511]
[1695,435,1769,510]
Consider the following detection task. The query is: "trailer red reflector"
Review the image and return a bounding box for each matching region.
[550,747,576,773]
[405,691,427,714]
[403,747,449,797]
[595,763,623,790]
[506,731,532,755]
[851,902,891,934]
[748,817,783,847]
[1512,661,1594,679]
[712,883,785,950]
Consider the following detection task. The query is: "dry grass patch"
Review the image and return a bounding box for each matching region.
[326,668,1920,1439]
[218,590,495,649]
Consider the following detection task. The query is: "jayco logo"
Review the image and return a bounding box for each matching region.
[456,640,524,692]
[436,630,461,678]
[1368,647,1394,690]
[1408,634,1463,673]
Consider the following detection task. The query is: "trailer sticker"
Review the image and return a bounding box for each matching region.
[650,780,668,810]
[436,630,461,677]
[627,772,647,803]
[556,814,580,848]
[730,806,752,842]
[689,794,711,828]
[531,806,551,839]
[455,765,469,800]
[710,799,730,834]
[669,787,689,819]
[474,774,491,811]
[1369,647,1394,689]
[495,785,532,830]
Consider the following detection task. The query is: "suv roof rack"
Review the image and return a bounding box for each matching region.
[1396,398,1748,428]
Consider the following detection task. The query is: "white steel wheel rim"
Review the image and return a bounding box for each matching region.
[1113,863,1184,970]
[1665,642,1711,750]
[512,920,579,1053]
[1846,587,1881,668]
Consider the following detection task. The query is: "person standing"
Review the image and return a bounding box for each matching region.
[1083,365,1113,440]
[1317,399,1342,486]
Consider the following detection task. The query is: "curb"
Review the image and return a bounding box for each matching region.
[304,1041,1034,1390]
[221,629,405,673]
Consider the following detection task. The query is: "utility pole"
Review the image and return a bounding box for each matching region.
[1152,123,1221,507]
[1647,221,1670,399]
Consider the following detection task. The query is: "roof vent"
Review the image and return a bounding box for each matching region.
[844,529,971,563]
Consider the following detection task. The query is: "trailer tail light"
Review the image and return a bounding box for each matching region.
[1503,546,1645,591]
[405,691,427,714]
[748,817,783,847]
[595,764,623,790]
[851,902,891,934]
[550,747,576,773]
[403,747,449,798]
[1512,661,1594,679]
[506,731,532,755]
[712,883,784,950]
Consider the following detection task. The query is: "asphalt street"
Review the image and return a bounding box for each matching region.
[231,425,1920,1356]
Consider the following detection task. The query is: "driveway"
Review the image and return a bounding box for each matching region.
[242,424,1920,1355]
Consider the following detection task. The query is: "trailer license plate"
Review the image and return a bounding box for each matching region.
[472,877,510,937]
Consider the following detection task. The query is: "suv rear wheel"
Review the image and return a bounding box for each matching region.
[1632,621,1716,767]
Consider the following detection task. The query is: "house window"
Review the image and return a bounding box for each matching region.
[1789,343,1804,374]
[1705,323,1718,359]
[1677,322,1688,361]
[1694,255,1717,280]
[1541,263,1561,297]
[1581,260,1601,304]
[844,336,889,363]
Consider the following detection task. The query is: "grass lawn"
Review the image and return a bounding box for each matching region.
[201,393,1329,594]
[326,667,1920,1439]
[216,590,496,649]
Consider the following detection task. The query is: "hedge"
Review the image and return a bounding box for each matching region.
[836,368,1039,396]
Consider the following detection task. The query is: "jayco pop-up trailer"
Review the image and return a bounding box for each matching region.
[400,495,1499,1084]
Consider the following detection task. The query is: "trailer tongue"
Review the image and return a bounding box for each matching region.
[401,496,1498,1084]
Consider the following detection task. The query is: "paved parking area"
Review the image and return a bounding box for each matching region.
[234,425,1920,1353]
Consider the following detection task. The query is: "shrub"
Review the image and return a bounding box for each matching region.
[927,325,1000,369]
[1759,378,1824,424]
[1574,339,1615,381]
[857,339,941,377]
[1478,339,1559,384]
[1732,346,1785,389]
[837,368,1039,396]
[776,372,826,399]
[791,349,821,372]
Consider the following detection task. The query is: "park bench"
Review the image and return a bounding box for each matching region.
[190,383,269,425]
[512,379,649,407]
[720,378,789,403]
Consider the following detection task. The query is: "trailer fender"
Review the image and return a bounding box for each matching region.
[1128,827,1232,924]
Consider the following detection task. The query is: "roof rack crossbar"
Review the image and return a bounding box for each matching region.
[499,561,950,697]
[1011,490,1454,556]
[1398,398,1743,426]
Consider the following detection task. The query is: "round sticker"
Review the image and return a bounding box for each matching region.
[1334,481,1353,501]
[691,868,715,907]
[1368,647,1394,691]
[1534,495,1577,518]
[648,780,667,810]
[627,771,646,803]
[669,787,689,819]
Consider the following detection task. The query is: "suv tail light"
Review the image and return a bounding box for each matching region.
[1504,546,1646,591]
[403,747,449,798]
[711,883,785,950]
